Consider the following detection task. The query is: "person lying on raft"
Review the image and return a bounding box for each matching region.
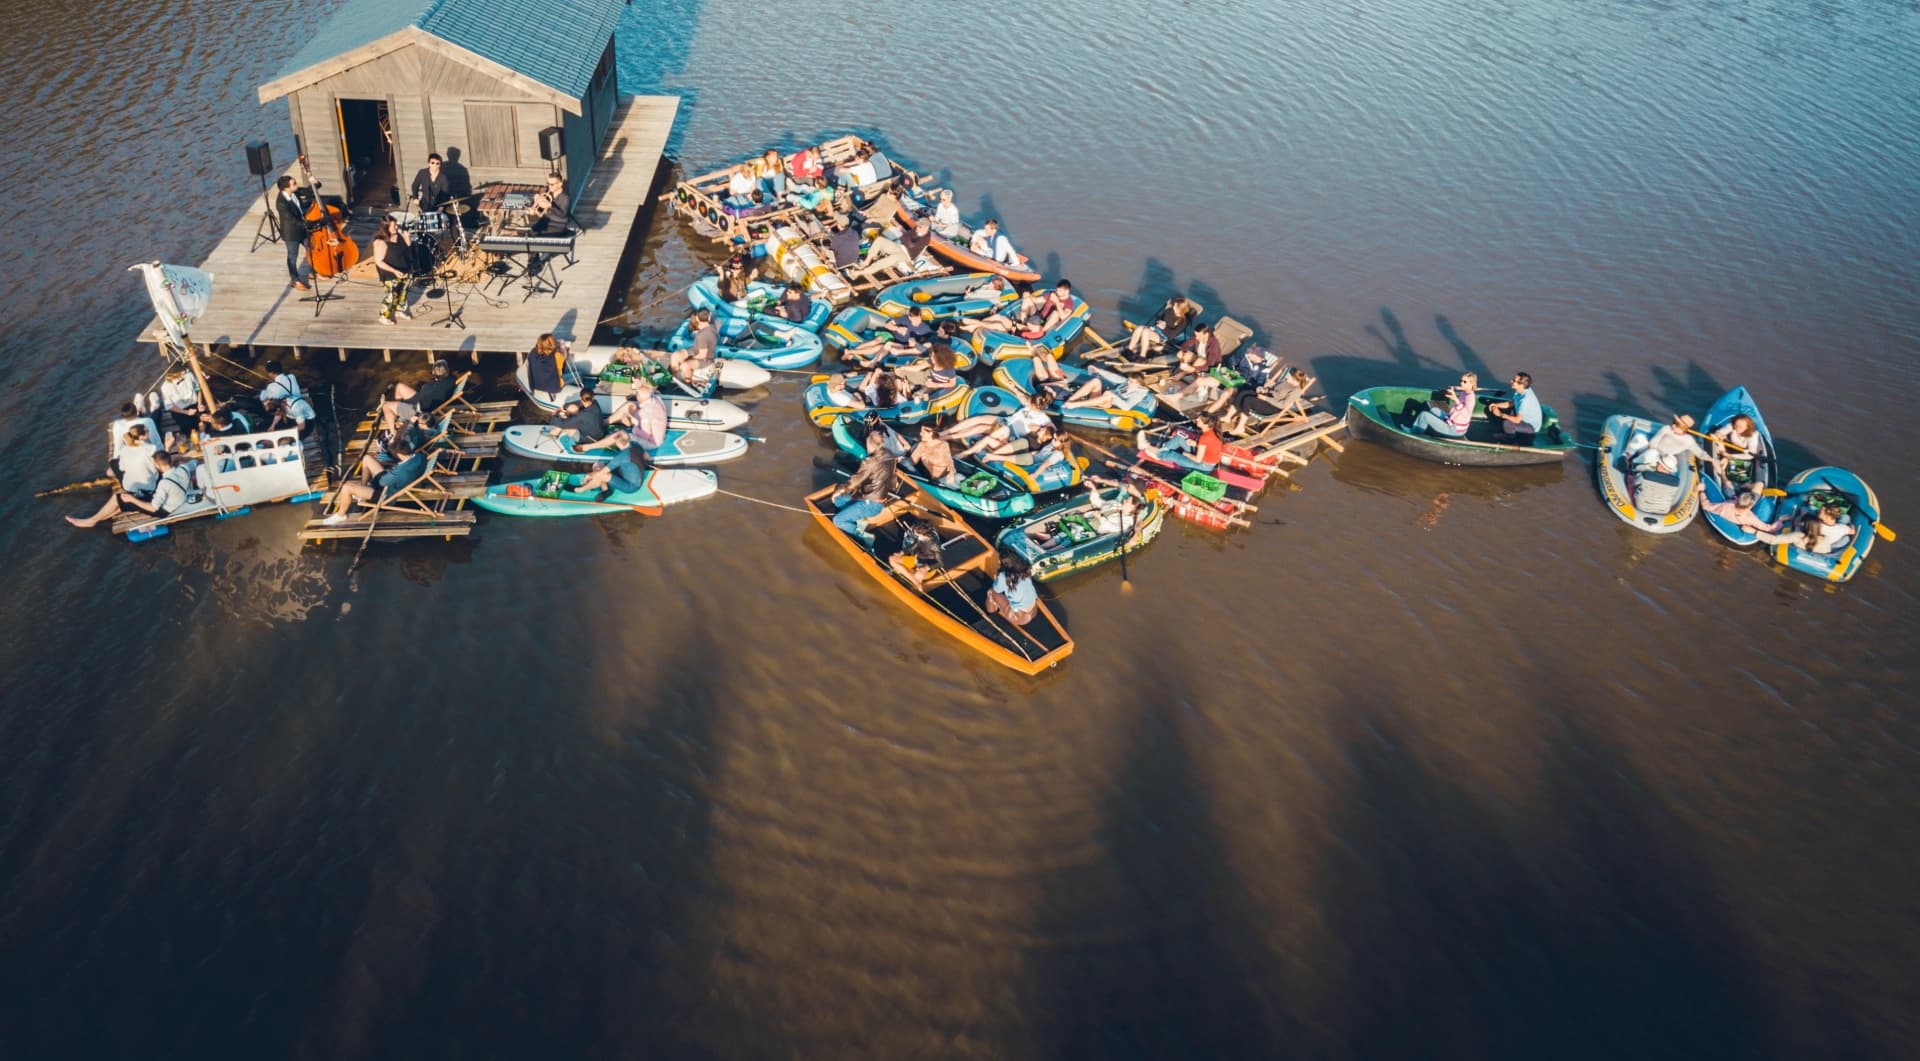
[777,282,814,325]
[1015,281,1077,333]
[1630,412,1706,473]
[1484,371,1543,439]
[986,552,1039,626]
[1707,412,1763,489]
[947,394,1054,459]
[1025,343,1074,403]
[846,305,932,367]
[1137,417,1225,472]
[671,309,719,388]
[1409,373,1478,438]
[1057,366,1144,413]
[831,446,903,547]
[322,439,427,524]
[890,340,964,397]
[908,422,964,488]
[548,393,608,447]
[886,515,946,587]
[1693,481,1788,538]
[67,449,192,528]
[931,188,968,239]
[572,434,653,500]
[968,219,1024,268]
[1024,476,1143,551]
[604,380,668,448]
[1122,294,1201,358]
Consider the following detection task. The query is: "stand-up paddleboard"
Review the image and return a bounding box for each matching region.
[472,468,718,517]
[502,425,749,466]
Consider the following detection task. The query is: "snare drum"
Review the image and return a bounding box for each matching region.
[397,211,448,234]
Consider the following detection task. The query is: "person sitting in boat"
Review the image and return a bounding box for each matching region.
[1409,373,1479,438]
[753,149,787,200]
[1200,344,1278,420]
[549,395,609,447]
[886,516,945,588]
[671,309,720,387]
[67,448,190,529]
[1027,343,1073,403]
[717,256,754,303]
[1137,417,1226,472]
[109,401,162,470]
[835,149,879,191]
[258,359,317,433]
[323,438,428,523]
[777,282,814,325]
[200,405,253,438]
[112,422,162,497]
[788,146,824,185]
[1630,412,1706,473]
[725,164,756,207]
[831,446,902,547]
[847,306,933,368]
[1022,281,1078,333]
[969,220,1023,267]
[1173,322,1223,376]
[1123,295,1201,358]
[909,422,964,488]
[571,433,653,500]
[155,367,202,449]
[604,379,668,452]
[931,189,968,239]
[862,368,909,410]
[1707,413,1763,489]
[1484,371,1543,439]
[986,552,1039,627]
[822,371,869,413]
[1693,481,1788,538]
[1794,503,1854,554]
[825,214,863,271]
[1217,366,1312,435]
[525,333,570,404]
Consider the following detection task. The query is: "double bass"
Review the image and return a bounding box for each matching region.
[297,154,359,277]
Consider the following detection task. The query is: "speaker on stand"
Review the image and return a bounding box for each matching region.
[539,126,564,173]
[247,141,280,252]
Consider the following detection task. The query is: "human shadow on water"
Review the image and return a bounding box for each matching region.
[1434,314,1498,384]
[1310,307,1476,402]
[1317,702,1818,1060]
[1106,258,1272,349]
[1024,655,1295,1058]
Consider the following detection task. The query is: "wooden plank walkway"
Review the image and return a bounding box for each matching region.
[146,96,680,360]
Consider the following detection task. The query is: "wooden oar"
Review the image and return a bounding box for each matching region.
[35,476,116,498]
[347,503,382,574]
[1756,487,1894,540]
[1685,426,1749,454]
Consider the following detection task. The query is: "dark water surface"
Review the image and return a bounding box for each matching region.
[3,0,1918,1057]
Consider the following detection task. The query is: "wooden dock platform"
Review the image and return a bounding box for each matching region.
[148,96,679,360]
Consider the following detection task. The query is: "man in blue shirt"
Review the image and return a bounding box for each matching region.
[1487,371,1544,438]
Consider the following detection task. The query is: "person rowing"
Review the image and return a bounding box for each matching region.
[831,445,903,547]
[1631,412,1706,473]
[66,449,192,529]
[1707,412,1763,489]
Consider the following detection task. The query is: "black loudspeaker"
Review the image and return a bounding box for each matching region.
[246,141,274,176]
[539,127,564,161]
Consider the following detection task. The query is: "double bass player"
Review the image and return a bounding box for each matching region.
[274,176,312,291]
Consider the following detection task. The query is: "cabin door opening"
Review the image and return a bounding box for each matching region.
[336,98,393,208]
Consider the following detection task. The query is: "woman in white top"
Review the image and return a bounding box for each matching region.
[156,368,202,447]
[931,189,967,239]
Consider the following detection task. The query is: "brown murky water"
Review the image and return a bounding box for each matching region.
[2,0,1916,1056]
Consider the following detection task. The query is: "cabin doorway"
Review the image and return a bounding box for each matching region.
[335,98,394,209]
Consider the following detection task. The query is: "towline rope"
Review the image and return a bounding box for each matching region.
[715,488,812,515]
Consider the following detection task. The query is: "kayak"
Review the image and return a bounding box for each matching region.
[1698,386,1780,547]
[515,346,757,430]
[501,424,748,466]
[1768,466,1883,583]
[895,192,1042,283]
[969,296,1091,364]
[686,275,832,332]
[802,370,971,427]
[804,479,1072,675]
[996,485,1166,582]
[668,313,824,370]
[821,304,979,369]
[994,357,1156,432]
[1345,386,1576,466]
[1596,413,1701,534]
[873,272,1019,320]
[472,468,718,516]
[831,416,1034,519]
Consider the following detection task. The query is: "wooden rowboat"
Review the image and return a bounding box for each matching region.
[805,481,1072,675]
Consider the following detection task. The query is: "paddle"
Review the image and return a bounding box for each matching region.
[517,491,664,516]
[1755,487,1894,540]
[35,475,116,498]
[1113,481,1135,595]
[1685,426,1749,454]
[347,502,382,574]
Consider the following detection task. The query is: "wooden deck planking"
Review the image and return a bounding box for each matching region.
[147,96,679,359]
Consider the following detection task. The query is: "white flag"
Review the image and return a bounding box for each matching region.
[131,262,215,348]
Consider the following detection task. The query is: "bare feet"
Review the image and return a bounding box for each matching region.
[65,515,94,528]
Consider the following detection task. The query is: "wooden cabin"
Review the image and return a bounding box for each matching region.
[257,0,626,211]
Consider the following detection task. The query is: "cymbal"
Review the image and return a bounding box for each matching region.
[446,203,471,216]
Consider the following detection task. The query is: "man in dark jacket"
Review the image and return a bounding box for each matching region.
[273,176,312,291]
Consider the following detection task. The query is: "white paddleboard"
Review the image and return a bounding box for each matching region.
[502,425,749,466]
